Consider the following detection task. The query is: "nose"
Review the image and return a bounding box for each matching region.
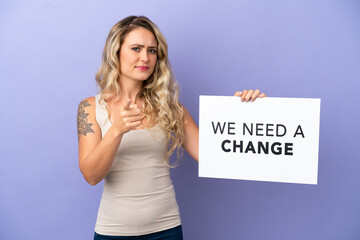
[140,49,149,63]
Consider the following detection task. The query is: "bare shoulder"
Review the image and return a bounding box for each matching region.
[78,97,96,118]
[178,103,193,125]
[78,96,95,108]
[77,96,98,140]
[178,102,189,114]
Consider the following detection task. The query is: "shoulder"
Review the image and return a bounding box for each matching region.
[178,102,193,124]
[79,96,96,106]
[178,102,188,113]
[77,96,96,119]
[77,96,100,140]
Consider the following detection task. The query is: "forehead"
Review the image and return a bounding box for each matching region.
[123,27,157,46]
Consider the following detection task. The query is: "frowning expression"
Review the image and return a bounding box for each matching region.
[119,27,158,83]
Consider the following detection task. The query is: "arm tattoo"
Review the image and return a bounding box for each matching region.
[77,100,95,140]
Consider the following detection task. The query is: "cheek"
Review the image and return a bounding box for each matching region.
[151,56,158,66]
[120,51,137,67]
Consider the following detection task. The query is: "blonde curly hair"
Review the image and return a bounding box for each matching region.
[95,16,184,167]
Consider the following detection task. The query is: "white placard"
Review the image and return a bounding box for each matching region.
[199,96,321,185]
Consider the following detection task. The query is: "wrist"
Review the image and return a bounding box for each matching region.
[109,125,124,140]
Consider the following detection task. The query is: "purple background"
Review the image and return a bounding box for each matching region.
[1,0,359,239]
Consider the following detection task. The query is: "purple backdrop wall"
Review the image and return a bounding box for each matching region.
[1,0,359,239]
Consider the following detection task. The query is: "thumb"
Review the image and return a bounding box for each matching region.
[234,91,243,97]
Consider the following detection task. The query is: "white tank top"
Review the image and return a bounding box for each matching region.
[94,94,181,236]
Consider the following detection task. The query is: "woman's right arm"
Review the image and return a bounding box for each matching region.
[77,97,141,186]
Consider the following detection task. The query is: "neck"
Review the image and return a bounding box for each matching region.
[118,77,143,103]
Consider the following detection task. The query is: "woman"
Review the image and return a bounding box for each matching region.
[77,16,266,240]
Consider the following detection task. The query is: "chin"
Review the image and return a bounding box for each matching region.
[136,74,152,81]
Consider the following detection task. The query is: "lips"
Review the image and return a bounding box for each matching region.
[135,66,150,71]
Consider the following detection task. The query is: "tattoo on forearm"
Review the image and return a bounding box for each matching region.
[77,100,95,140]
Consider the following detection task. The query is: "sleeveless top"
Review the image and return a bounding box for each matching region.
[94,94,181,236]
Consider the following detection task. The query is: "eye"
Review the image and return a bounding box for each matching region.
[132,47,140,52]
[149,49,157,54]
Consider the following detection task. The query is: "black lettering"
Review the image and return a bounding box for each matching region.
[258,141,269,154]
[221,140,231,152]
[271,142,282,155]
[233,140,243,153]
[212,121,226,134]
[243,123,253,135]
[266,124,274,136]
[293,125,305,138]
[228,122,235,135]
[284,143,293,155]
[256,123,264,136]
[244,141,256,153]
[276,124,287,137]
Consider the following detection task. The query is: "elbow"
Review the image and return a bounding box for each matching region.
[88,180,99,186]
[83,174,101,186]
[82,170,101,186]
[79,163,101,186]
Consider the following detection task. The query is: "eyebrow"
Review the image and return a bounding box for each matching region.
[130,44,157,48]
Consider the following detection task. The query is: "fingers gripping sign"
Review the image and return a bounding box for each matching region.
[114,99,143,134]
[234,89,267,102]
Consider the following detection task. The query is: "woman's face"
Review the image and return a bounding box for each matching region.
[119,27,158,83]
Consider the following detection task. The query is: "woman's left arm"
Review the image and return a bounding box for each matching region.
[182,106,199,162]
[182,89,266,162]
